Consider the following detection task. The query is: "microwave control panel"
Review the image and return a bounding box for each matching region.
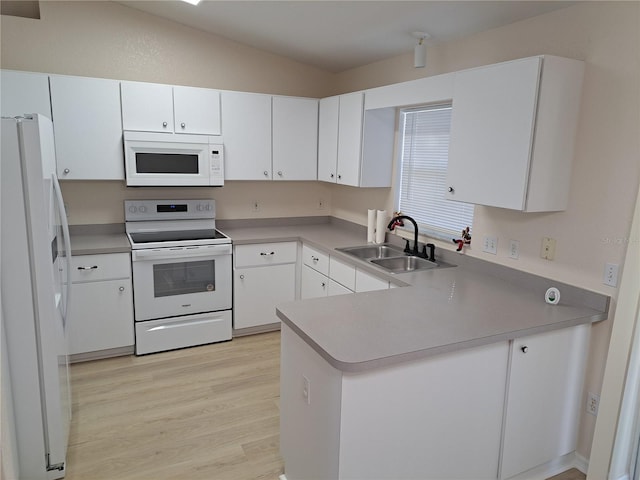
[209,143,224,182]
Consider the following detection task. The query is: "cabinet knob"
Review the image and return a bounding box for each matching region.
[239,274,245,280]
[277,171,283,177]
[338,174,342,179]
[181,122,186,128]
[321,282,326,288]
[119,286,125,292]
[162,121,168,128]
[63,168,70,175]
[521,345,529,353]
[448,186,455,193]
[263,171,269,176]
[330,173,334,178]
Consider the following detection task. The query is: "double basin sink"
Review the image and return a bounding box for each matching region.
[336,243,455,274]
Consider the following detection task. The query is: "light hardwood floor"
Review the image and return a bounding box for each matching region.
[67,330,585,480]
[66,331,283,480]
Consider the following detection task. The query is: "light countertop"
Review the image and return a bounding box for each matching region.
[222,219,609,373]
[71,218,610,372]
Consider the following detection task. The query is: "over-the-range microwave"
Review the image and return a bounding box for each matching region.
[123,131,224,187]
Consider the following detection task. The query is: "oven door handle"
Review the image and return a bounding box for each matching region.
[132,244,232,261]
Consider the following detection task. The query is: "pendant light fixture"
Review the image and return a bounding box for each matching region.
[412,32,430,68]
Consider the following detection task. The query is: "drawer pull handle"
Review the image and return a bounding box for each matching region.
[260,252,275,256]
[77,265,98,270]
[311,256,319,262]
[119,286,125,292]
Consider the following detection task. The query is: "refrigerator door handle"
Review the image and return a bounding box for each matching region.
[52,173,72,326]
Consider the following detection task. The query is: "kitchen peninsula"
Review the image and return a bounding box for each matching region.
[265,222,609,480]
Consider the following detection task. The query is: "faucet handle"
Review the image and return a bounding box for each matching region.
[426,243,435,262]
[403,239,411,253]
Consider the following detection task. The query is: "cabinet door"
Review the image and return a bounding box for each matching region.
[1,70,51,119]
[121,81,174,132]
[329,257,356,291]
[318,96,339,183]
[272,96,318,181]
[234,263,295,330]
[500,324,590,479]
[174,85,221,135]
[336,92,364,186]
[68,279,134,355]
[50,75,124,180]
[301,265,328,299]
[221,91,272,180]
[446,57,541,210]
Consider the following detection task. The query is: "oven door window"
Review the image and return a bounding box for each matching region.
[153,259,215,297]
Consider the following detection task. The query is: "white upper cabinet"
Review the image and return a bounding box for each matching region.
[336,92,364,186]
[50,75,124,180]
[319,91,395,187]
[173,85,221,135]
[446,55,584,212]
[318,95,340,183]
[121,81,221,135]
[221,91,272,180]
[272,96,318,181]
[1,70,51,119]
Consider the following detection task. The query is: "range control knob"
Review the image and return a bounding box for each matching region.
[139,206,147,213]
[128,206,137,213]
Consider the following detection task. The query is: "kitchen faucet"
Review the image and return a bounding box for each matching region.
[387,215,436,261]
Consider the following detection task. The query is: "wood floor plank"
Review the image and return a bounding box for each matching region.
[64,331,284,480]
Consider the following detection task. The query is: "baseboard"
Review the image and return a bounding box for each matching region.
[69,345,134,363]
[505,452,585,480]
[574,452,589,474]
[233,322,280,337]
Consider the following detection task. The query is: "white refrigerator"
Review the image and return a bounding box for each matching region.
[1,114,72,479]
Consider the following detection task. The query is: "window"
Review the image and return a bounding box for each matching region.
[397,104,474,240]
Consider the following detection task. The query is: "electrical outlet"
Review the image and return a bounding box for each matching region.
[509,240,520,259]
[587,392,600,416]
[541,237,556,260]
[603,263,619,287]
[482,236,498,255]
[251,200,260,212]
[302,375,311,405]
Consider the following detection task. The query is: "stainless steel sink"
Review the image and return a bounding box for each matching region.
[370,255,438,273]
[336,243,455,274]
[336,244,405,259]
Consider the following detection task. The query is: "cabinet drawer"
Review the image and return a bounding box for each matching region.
[328,279,353,296]
[70,253,131,283]
[302,245,329,275]
[235,242,297,268]
[329,257,356,291]
[135,310,232,356]
[301,265,328,299]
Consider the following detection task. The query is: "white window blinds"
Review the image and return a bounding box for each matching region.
[398,104,474,239]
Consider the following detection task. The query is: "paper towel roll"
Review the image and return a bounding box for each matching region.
[375,210,387,244]
[367,209,376,243]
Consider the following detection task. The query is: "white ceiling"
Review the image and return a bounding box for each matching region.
[117,1,576,73]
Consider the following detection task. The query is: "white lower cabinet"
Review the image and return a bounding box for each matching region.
[233,242,297,330]
[67,253,134,358]
[301,244,389,299]
[281,323,590,480]
[500,324,590,479]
